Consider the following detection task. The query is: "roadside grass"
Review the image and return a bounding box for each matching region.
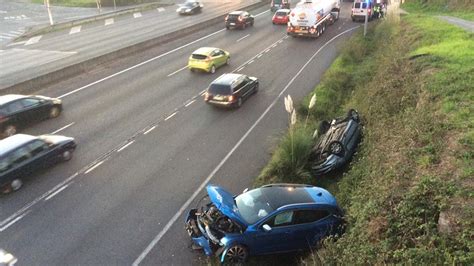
[31,0,98,8]
[252,5,473,265]
[402,0,474,20]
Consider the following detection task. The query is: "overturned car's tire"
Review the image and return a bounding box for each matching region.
[225,244,248,263]
[347,109,360,123]
[328,141,344,156]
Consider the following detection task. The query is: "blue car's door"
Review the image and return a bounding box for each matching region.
[291,209,333,248]
[249,210,298,254]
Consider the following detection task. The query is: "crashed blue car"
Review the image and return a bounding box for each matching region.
[185,184,344,263]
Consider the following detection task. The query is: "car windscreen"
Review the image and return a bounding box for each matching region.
[275,11,288,16]
[209,84,232,95]
[228,14,240,21]
[354,3,361,8]
[235,188,275,224]
[191,54,207,60]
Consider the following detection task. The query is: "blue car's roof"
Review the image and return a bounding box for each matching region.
[0,134,37,157]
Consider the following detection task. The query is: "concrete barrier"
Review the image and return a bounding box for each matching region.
[5,1,269,95]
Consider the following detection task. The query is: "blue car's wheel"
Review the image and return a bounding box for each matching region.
[225,244,248,263]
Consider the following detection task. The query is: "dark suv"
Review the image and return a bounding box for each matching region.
[0,94,62,138]
[225,11,254,30]
[204,73,259,108]
[0,134,76,193]
[310,109,362,175]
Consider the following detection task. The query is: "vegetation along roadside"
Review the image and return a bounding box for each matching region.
[253,1,473,264]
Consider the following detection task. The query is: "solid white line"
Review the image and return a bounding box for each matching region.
[133,12,142,18]
[144,125,156,135]
[51,122,75,134]
[84,161,104,174]
[164,112,177,121]
[257,54,262,58]
[117,140,135,152]
[132,25,361,266]
[167,66,188,77]
[45,184,70,201]
[7,41,26,46]
[105,18,114,26]
[236,34,250,42]
[185,99,196,107]
[248,59,254,65]
[69,26,81,34]
[0,211,30,232]
[57,28,226,99]
[25,35,41,45]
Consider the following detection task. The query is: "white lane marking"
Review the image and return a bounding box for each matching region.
[278,40,283,44]
[10,30,23,34]
[69,25,81,34]
[248,59,254,65]
[25,35,41,45]
[0,211,30,232]
[144,125,156,135]
[257,54,262,59]
[0,172,78,229]
[254,9,269,17]
[157,7,165,12]
[133,12,142,18]
[264,48,270,53]
[7,41,26,46]
[51,122,75,134]
[200,89,206,96]
[284,35,289,39]
[236,34,250,42]
[45,184,70,201]
[105,18,114,26]
[3,32,18,37]
[84,161,104,174]
[133,25,360,266]
[164,111,177,121]
[185,99,196,107]
[167,65,188,77]
[237,66,245,72]
[57,28,226,98]
[271,43,277,48]
[117,140,135,152]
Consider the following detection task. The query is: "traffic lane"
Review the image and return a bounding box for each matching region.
[0,22,347,264]
[139,23,360,265]
[0,12,285,223]
[19,0,259,51]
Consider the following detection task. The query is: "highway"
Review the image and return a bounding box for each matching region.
[0,2,359,264]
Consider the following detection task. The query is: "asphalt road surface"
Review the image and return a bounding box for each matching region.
[0,2,360,264]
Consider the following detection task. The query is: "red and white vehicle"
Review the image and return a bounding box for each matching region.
[287,0,340,38]
[272,9,290,24]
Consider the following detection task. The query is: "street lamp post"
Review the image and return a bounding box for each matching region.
[364,1,369,36]
[44,0,54,25]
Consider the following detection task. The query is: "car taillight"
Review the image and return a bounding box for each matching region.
[204,92,212,101]
[238,16,243,22]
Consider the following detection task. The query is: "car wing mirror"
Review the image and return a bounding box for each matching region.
[262,224,272,232]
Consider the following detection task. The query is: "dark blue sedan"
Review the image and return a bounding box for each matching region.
[185,184,344,263]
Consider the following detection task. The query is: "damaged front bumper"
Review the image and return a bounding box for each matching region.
[185,209,225,257]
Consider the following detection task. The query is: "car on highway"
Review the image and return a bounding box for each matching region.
[270,0,290,12]
[310,109,362,175]
[0,94,62,138]
[272,9,290,25]
[204,73,258,108]
[0,133,76,193]
[225,11,254,30]
[185,183,344,263]
[188,47,230,74]
[176,0,203,15]
[0,249,17,266]
[351,0,374,22]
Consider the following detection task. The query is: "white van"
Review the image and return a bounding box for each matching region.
[351,0,374,22]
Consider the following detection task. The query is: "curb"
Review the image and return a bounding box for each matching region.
[18,1,174,40]
[5,0,269,95]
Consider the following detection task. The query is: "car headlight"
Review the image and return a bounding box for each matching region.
[185,9,191,12]
[176,8,181,12]
[52,98,62,104]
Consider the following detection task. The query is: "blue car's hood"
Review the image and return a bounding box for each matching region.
[206,185,247,226]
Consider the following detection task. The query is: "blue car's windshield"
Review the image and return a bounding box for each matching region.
[235,188,274,224]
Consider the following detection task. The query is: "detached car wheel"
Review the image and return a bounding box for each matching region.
[329,141,344,156]
[225,245,248,263]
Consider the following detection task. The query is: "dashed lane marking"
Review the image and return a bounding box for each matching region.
[117,140,135,152]
[45,184,70,201]
[25,35,41,45]
[105,18,114,26]
[257,54,262,58]
[164,111,177,121]
[185,99,196,107]
[133,12,142,18]
[0,210,30,232]
[248,59,254,65]
[167,66,188,77]
[144,126,156,135]
[51,122,75,134]
[69,26,81,34]
[236,34,250,42]
[237,66,245,72]
[84,161,104,174]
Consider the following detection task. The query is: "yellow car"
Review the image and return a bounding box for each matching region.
[188,47,230,74]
